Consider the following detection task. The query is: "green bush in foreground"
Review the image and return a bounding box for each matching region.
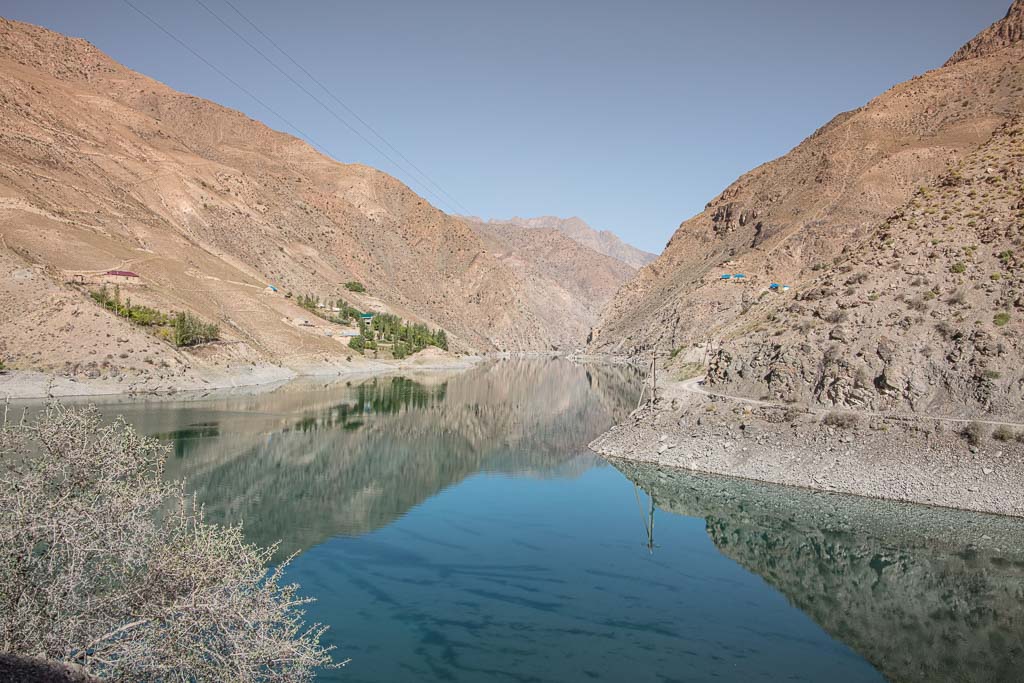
[0,403,339,681]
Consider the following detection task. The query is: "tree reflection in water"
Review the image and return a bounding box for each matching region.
[116,359,641,558]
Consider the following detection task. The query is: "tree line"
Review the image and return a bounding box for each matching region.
[90,285,219,347]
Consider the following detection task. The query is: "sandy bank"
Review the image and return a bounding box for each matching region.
[590,377,1024,517]
[0,349,484,402]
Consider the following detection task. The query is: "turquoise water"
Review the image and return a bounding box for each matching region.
[96,358,1024,682]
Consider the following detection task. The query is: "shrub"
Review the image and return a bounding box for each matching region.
[950,262,967,274]
[173,312,219,347]
[344,281,366,293]
[961,421,987,446]
[348,335,366,352]
[947,288,969,306]
[993,425,1017,442]
[0,403,338,680]
[994,312,1011,327]
[907,296,929,312]
[823,411,859,429]
[824,309,847,324]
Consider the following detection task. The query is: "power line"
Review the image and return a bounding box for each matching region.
[120,0,336,158]
[190,0,464,214]
[218,0,472,216]
[121,0,461,214]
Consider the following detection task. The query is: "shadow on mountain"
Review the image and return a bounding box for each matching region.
[118,359,640,557]
[612,460,1024,683]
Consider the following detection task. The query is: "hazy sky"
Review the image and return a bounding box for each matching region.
[1,0,1011,252]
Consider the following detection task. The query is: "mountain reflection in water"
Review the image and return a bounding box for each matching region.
[614,460,1024,683]
[118,359,642,557]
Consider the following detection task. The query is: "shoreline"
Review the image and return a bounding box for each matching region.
[590,377,1024,518]
[0,351,486,403]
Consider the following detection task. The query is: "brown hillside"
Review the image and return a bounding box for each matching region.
[464,218,637,346]
[484,215,657,269]
[0,17,596,384]
[591,2,1024,365]
[707,119,1024,419]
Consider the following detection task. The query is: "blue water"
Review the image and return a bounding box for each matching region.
[296,466,877,682]
[96,357,1024,682]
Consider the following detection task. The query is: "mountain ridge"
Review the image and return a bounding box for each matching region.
[479,215,657,269]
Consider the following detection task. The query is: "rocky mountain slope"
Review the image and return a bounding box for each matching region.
[707,119,1024,418]
[0,18,608,386]
[482,215,656,269]
[591,0,1024,409]
[462,216,637,344]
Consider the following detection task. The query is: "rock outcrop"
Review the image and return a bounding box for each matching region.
[946,0,1024,65]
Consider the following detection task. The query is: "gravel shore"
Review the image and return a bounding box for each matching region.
[0,350,484,402]
[590,378,1024,517]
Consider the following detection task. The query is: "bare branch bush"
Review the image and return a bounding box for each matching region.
[0,402,339,681]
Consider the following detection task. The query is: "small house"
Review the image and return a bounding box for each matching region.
[359,313,374,322]
[769,283,780,291]
[266,284,278,293]
[782,285,791,292]
[733,274,746,280]
[720,274,732,280]
[105,270,139,281]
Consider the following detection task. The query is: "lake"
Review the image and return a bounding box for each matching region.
[89,358,1024,682]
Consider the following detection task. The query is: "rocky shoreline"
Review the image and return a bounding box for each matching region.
[590,378,1024,517]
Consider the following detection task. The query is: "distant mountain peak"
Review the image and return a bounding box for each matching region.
[946,0,1024,66]
[481,215,657,270]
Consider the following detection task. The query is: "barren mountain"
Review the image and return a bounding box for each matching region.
[707,119,1024,418]
[591,1,1024,418]
[462,216,637,345]
[483,215,656,269]
[0,18,605,386]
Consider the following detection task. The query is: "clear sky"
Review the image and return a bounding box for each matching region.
[1,0,1012,253]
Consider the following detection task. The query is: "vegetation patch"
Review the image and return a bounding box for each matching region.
[343,281,366,293]
[296,294,447,358]
[961,421,988,447]
[993,425,1018,442]
[823,411,859,429]
[90,286,219,347]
